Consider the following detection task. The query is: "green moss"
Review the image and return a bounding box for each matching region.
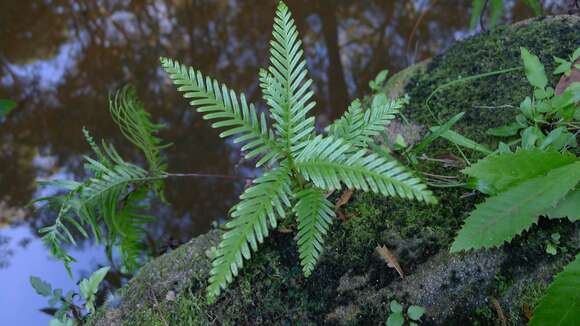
[405,16,580,154]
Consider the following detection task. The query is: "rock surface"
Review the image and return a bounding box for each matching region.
[89,15,580,326]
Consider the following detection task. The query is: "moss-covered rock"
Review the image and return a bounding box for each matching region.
[88,16,580,326]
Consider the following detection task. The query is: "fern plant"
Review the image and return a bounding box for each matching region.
[36,86,169,274]
[161,1,435,303]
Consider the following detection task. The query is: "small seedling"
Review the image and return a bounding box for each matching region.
[386,300,425,326]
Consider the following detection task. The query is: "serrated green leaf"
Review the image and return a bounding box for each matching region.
[544,188,580,222]
[30,276,52,297]
[462,150,577,194]
[451,161,580,252]
[529,254,580,326]
[521,47,547,89]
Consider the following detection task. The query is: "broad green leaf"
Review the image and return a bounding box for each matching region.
[529,254,580,326]
[463,150,577,194]
[544,189,580,222]
[79,266,110,313]
[30,276,52,297]
[451,161,580,252]
[520,47,547,89]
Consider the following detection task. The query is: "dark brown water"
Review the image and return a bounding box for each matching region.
[0,0,559,324]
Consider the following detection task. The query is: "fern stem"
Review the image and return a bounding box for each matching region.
[164,172,251,181]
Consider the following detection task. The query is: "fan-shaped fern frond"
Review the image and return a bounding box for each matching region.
[207,166,293,302]
[295,136,436,203]
[294,188,334,276]
[327,95,402,148]
[109,85,169,175]
[261,2,316,151]
[160,57,281,167]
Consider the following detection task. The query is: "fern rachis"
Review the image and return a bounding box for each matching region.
[161,1,435,303]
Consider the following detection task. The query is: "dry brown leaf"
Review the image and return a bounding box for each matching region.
[335,189,354,221]
[491,297,507,326]
[522,303,533,321]
[335,189,354,209]
[555,59,580,95]
[375,245,404,278]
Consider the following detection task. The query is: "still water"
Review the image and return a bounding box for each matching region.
[0,0,560,324]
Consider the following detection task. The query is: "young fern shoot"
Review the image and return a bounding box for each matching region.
[161,1,436,303]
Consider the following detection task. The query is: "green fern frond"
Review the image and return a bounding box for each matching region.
[294,187,335,277]
[112,188,155,271]
[451,161,580,252]
[295,136,436,203]
[529,253,580,326]
[109,85,169,175]
[160,57,281,167]
[207,166,293,302]
[327,94,401,148]
[262,2,316,150]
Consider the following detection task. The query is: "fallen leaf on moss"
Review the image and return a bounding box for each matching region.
[522,303,533,321]
[375,245,404,278]
[491,297,507,326]
[335,189,354,221]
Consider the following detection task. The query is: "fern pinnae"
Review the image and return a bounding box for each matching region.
[294,187,335,276]
[160,57,280,166]
[265,2,316,151]
[109,85,169,175]
[207,166,293,302]
[295,136,436,203]
[327,95,402,148]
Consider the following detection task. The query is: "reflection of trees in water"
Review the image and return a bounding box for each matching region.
[0,0,544,251]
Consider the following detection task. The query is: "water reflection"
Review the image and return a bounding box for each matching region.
[0,0,553,323]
